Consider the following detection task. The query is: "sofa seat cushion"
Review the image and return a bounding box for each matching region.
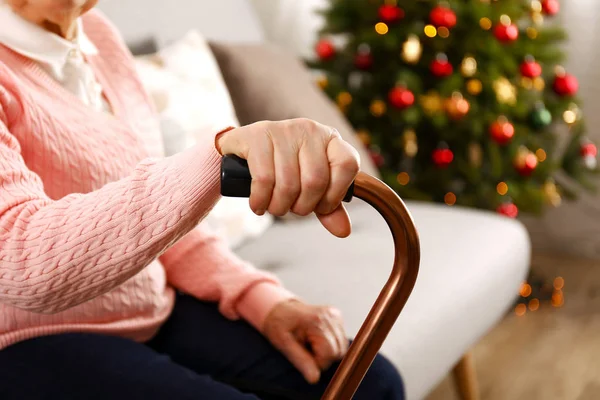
[235,201,530,400]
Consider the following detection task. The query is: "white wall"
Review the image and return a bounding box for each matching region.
[98,0,265,46]
[250,0,326,57]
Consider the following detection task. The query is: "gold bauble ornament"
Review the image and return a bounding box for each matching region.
[356,130,371,146]
[526,27,538,39]
[520,77,533,90]
[317,76,328,90]
[563,103,582,125]
[467,79,483,95]
[535,148,547,162]
[445,92,470,120]
[337,91,352,113]
[543,179,562,207]
[402,129,418,157]
[563,110,577,125]
[402,34,422,64]
[493,77,517,105]
[419,91,444,115]
[337,91,353,107]
[469,142,483,167]
[479,17,492,30]
[461,56,477,77]
[533,77,545,91]
[370,99,387,117]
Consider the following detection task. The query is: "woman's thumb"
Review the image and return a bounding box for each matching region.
[317,205,351,238]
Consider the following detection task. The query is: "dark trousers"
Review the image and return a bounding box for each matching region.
[0,294,405,399]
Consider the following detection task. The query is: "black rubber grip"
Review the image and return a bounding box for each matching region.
[221,155,354,202]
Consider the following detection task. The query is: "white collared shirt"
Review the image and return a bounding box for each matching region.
[0,4,110,113]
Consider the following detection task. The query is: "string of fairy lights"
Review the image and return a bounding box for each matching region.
[516,276,564,316]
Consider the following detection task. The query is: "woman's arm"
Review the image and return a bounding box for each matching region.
[0,90,224,314]
[160,223,295,332]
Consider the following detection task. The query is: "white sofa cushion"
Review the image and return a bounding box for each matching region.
[235,202,531,400]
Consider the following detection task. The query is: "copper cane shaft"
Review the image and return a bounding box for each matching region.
[321,172,421,400]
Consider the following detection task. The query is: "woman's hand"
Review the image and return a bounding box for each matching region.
[262,299,348,384]
[216,119,360,238]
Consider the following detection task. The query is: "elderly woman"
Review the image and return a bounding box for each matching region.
[0,1,404,399]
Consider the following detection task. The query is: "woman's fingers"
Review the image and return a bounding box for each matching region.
[292,129,330,216]
[267,123,302,216]
[316,134,360,216]
[277,332,321,384]
[324,307,348,359]
[321,309,345,360]
[217,119,359,223]
[246,129,276,216]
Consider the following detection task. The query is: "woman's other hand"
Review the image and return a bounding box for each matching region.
[262,299,348,384]
[216,119,360,238]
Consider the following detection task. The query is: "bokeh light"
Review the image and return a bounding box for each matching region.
[497,182,509,196]
[397,172,410,186]
[375,22,389,35]
[424,24,437,37]
[444,192,457,206]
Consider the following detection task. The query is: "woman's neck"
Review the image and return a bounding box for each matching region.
[40,19,78,40]
[5,5,79,40]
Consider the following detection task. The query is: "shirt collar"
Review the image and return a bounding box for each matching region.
[0,4,98,80]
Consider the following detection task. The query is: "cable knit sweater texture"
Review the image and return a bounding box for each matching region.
[0,10,294,350]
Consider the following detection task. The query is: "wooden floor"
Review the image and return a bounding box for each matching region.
[426,253,600,400]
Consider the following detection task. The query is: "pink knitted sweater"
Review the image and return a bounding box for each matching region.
[0,11,294,350]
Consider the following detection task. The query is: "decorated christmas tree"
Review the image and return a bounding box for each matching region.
[310,0,597,218]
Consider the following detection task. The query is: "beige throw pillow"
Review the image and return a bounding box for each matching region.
[135,31,274,249]
[209,42,380,179]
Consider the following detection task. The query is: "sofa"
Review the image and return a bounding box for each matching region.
[99,1,532,399]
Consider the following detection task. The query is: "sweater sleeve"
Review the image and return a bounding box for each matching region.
[160,223,296,332]
[0,94,224,314]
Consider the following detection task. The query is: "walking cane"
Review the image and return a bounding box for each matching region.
[221,155,421,400]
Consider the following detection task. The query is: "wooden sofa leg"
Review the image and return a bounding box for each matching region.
[452,351,480,400]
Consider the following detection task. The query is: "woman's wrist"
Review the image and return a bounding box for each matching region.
[236,282,297,333]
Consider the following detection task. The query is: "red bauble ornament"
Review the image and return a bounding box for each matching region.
[520,58,542,78]
[581,142,598,169]
[388,87,415,109]
[515,153,538,176]
[497,203,519,218]
[354,53,373,70]
[542,0,560,16]
[315,39,336,61]
[581,143,598,158]
[379,4,405,23]
[494,24,519,42]
[553,73,579,96]
[369,149,385,168]
[429,6,457,28]
[432,148,454,168]
[489,120,515,145]
[430,54,453,77]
